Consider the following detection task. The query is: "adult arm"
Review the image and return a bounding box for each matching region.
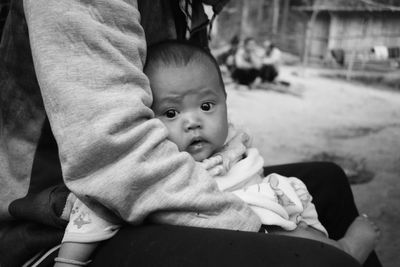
[235,48,262,69]
[262,48,281,65]
[234,49,253,69]
[24,0,260,231]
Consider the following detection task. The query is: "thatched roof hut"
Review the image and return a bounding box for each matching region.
[295,0,400,12]
[295,0,400,65]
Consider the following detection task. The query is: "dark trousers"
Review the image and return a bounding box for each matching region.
[84,162,380,267]
[260,64,278,82]
[92,224,359,267]
[231,67,260,86]
[231,65,278,86]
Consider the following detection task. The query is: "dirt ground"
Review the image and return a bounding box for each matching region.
[225,66,400,267]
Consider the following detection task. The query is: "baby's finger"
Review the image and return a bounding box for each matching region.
[201,155,223,169]
[208,165,225,177]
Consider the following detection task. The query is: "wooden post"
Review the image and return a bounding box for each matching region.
[240,0,264,39]
[272,0,280,35]
[240,1,252,39]
[302,9,319,76]
[281,0,290,35]
[346,49,356,80]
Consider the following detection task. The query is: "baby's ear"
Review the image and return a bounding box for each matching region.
[240,131,252,147]
[233,129,252,148]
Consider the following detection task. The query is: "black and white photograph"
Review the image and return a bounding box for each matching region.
[1,0,398,266]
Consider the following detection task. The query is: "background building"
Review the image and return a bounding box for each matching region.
[212,0,400,69]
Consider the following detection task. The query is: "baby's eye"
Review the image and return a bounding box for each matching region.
[201,102,214,111]
[164,109,178,118]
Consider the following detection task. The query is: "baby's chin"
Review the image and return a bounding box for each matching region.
[190,149,214,162]
[183,141,216,162]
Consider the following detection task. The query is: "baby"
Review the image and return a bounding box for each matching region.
[144,40,380,264]
[55,40,379,266]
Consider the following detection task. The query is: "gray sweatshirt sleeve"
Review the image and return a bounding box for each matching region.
[24,0,261,231]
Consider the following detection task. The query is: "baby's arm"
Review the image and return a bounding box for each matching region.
[55,197,120,266]
[290,177,329,236]
[269,221,330,247]
[55,242,97,266]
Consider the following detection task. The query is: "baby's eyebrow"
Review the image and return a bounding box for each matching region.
[159,95,181,106]
[197,88,219,97]
[154,96,182,112]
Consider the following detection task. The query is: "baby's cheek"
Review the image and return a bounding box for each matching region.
[167,130,186,152]
[158,118,185,151]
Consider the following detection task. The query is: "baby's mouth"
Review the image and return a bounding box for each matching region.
[187,137,207,152]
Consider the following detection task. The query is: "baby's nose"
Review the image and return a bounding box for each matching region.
[184,114,201,131]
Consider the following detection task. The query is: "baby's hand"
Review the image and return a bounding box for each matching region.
[200,155,225,177]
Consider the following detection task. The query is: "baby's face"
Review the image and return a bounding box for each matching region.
[148,61,228,161]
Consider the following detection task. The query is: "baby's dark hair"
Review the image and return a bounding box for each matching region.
[144,40,226,96]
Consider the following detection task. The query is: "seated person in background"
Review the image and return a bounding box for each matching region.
[231,37,263,87]
[214,35,240,73]
[231,38,283,87]
[144,40,380,265]
[260,40,281,83]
